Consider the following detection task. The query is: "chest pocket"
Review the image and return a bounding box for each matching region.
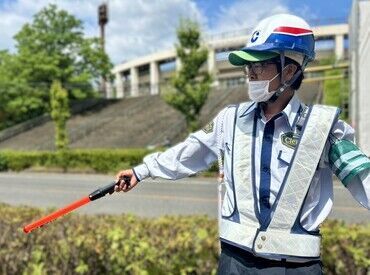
[277,149,294,166]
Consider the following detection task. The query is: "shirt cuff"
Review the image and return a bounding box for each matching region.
[133,164,150,182]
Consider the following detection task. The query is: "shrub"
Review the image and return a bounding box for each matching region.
[0,203,368,274]
[0,149,220,176]
[0,203,218,274]
[0,149,152,174]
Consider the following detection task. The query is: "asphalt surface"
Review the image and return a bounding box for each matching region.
[0,172,369,224]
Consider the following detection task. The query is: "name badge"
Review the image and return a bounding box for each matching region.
[281,132,299,149]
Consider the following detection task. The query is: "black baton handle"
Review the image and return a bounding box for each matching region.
[89,176,131,201]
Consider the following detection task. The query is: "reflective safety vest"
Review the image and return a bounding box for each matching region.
[219,102,339,261]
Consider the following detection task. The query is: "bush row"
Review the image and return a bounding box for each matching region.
[0,203,368,274]
[0,149,219,175]
[0,203,218,275]
[0,149,153,174]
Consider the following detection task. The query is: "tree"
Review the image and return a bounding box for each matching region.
[13,4,113,101]
[0,4,113,130]
[50,80,70,151]
[162,19,212,132]
[320,56,349,121]
[0,51,45,129]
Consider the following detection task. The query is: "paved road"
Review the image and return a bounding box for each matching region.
[0,172,369,224]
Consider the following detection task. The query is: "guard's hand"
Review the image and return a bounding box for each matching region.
[114,169,138,193]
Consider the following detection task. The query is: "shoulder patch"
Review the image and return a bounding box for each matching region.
[281,132,299,149]
[203,121,214,134]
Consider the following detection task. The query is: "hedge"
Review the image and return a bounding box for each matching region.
[0,203,218,275]
[0,203,368,274]
[0,149,219,175]
[0,149,153,174]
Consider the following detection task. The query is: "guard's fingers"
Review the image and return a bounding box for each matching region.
[114,170,134,193]
[123,179,137,193]
[120,182,127,191]
[118,178,129,190]
[123,183,132,192]
[115,178,127,192]
[115,172,124,183]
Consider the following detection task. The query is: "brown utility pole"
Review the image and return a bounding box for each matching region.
[98,3,108,97]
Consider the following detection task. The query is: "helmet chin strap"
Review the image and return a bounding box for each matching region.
[267,53,308,103]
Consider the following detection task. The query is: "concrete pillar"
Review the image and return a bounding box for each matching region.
[176,58,182,72]
[335,34,344,60]
[207,47,219,86]
[106,81,113,99]
[150,61,159,95]
[130,67,139,97]
[115,72,124,98]
[207,48,216,75]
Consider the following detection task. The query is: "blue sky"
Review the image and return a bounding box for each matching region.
[0,0,353,64]
[196,0,352,27]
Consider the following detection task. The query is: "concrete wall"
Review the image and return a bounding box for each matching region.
[350,0,370,155]
[112,24,349,99]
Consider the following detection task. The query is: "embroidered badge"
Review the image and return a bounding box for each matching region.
[203,121,214,134]
[281,132,299,149]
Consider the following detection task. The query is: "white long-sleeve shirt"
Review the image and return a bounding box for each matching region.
[133,95,370,231]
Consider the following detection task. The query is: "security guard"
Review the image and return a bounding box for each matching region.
[115,14,370,274]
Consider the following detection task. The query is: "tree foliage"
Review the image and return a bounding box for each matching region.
[0,4,113,129]
[0,51,45,129]
[50,80,70,151]
[323,69,349,121]
[320,56,349,121]
[14,4,112,97]
[162,19,212,132]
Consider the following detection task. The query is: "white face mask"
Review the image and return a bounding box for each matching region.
[248,72,281,102]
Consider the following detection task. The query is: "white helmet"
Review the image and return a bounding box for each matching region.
[229,14,315,66]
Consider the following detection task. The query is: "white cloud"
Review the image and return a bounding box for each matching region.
[0,0,206,64]
[209,0,291,34]
[0,0,317,66]
[103,0,206,64]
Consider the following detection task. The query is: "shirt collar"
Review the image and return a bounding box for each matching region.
[239,102,258,118]
[281,94,302,129]
[239,95,302,129]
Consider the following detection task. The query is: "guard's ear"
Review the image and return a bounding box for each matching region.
[284,63,298,82]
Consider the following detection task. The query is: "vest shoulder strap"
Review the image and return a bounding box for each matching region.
[267,104,340,231]
[217,102,250,176]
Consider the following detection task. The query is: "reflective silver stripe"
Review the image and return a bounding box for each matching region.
[220,219,257,249]
[333,150,363,170]
[338,156,370,180]
[268,105,338,231]
[255,230,321,258]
